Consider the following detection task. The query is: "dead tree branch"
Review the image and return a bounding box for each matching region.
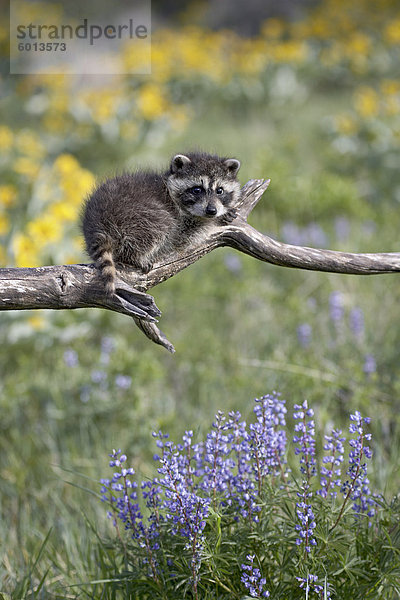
[1,178,399,352]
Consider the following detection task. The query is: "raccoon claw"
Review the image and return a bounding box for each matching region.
[220,208,238,224]
[114,283,161,321]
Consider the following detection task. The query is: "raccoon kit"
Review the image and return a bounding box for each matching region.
[82,152,241,295]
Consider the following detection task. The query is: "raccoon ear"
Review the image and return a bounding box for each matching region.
[224,158,241,176]
[171,154,191,173]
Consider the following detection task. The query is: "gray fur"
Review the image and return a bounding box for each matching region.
[81,151,241,294]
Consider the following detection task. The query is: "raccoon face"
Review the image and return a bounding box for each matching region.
[166,152,241,219]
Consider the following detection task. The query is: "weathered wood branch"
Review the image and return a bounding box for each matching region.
[1,178,399,352]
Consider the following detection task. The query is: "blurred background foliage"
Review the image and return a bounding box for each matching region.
[0,0,400,595]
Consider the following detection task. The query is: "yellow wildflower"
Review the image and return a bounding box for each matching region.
[136,83,168,120]
[27,214,63,245]
[91,91,118,123]
[270,41,308,63]
[384,19,400,44]
[381,80,400,96]
[49,201,78,222]
[150,44,174,82]
[43,113,69,134]
[60,179,79,202]
[174,28,229,81]
[308,15,331,38]
[0,184,18,207]
[15,129,46,159]
[27,315,45,330]
[261,18,286,39]
[13,233,39,267]
[234,39,269,75]
[60,169,95,205]
[48,93,70,114]
[336,115,358,135]
[119,120,139,140]
[14,157,40,179]
[35,73,68,92]
[123,40,151,74]
[54,154,80,176]
[345,33,371,57]
[354,87,380,118]
[0,125,14,151]
[76,169,95,198]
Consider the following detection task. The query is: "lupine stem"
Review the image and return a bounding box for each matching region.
[143,528,160,584]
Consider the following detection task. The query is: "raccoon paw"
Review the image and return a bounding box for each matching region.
[138,260,154,274]
[220,207,238,224]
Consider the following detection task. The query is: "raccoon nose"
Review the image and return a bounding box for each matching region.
[206,205,217,216]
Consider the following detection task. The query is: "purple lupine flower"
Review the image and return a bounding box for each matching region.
[297,323,312,348]
[156,438,210,593]
[296,574,331,597]
[201,411,231,498]
[241,554,270,598]
[224,411,258,519]
[115,374,132,389]
[224,252,242,274]
[329,290,344,324]
[102,449,143,536]
[63,348,78,367]
[295,483,317,552]
[102,449,162,581]
[91,369,107,384]
[293,401,317,552]
[101,336,115,354]
[250,393,287,490]
[349,307,364,341]
[156,440,209,538]
[151,430,170,462]
[177,429,196,488]
[293,400,316,479]
[341,411,375,516]
[318,428,345,498]
[141,479,163,543]
[101,395,378,594]
[100,336,115,365]
[363,354,376,375]
[226,410,250,480]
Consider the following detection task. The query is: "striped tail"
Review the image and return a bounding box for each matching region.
[90,240,116,296]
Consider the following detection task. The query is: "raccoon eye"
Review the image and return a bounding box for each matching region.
[190,186,204,195]
[216,187,224,195]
